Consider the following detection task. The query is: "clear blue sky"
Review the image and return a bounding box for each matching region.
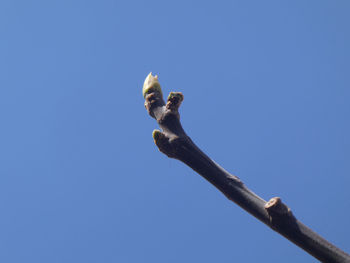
[1,1,349,262]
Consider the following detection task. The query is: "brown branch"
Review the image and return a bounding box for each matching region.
[142,73,350,263]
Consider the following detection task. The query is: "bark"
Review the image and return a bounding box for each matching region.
[143,80,350,263]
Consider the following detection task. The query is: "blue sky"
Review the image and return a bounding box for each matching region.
[0,1,349,262]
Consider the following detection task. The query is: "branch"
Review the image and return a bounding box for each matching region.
[142,73,350,263]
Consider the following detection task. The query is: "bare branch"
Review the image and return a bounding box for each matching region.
[143,73,350,263]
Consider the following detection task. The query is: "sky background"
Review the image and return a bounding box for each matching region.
[0,1,349,262]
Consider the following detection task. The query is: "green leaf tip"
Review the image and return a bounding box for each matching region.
[143,72,162,98]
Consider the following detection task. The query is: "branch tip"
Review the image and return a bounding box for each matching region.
[166,92,184,111]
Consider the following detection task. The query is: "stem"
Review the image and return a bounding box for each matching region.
[143,78,350,263]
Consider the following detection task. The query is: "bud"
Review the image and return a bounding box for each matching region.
[142,72,162,98]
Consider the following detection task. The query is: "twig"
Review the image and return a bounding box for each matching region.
[142,73,350,263]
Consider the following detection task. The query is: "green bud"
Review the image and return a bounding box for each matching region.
[142,72,162,98]
[152,129,162,141]
[167,92,184,102]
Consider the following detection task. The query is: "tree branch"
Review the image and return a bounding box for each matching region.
[142,73,350,263]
